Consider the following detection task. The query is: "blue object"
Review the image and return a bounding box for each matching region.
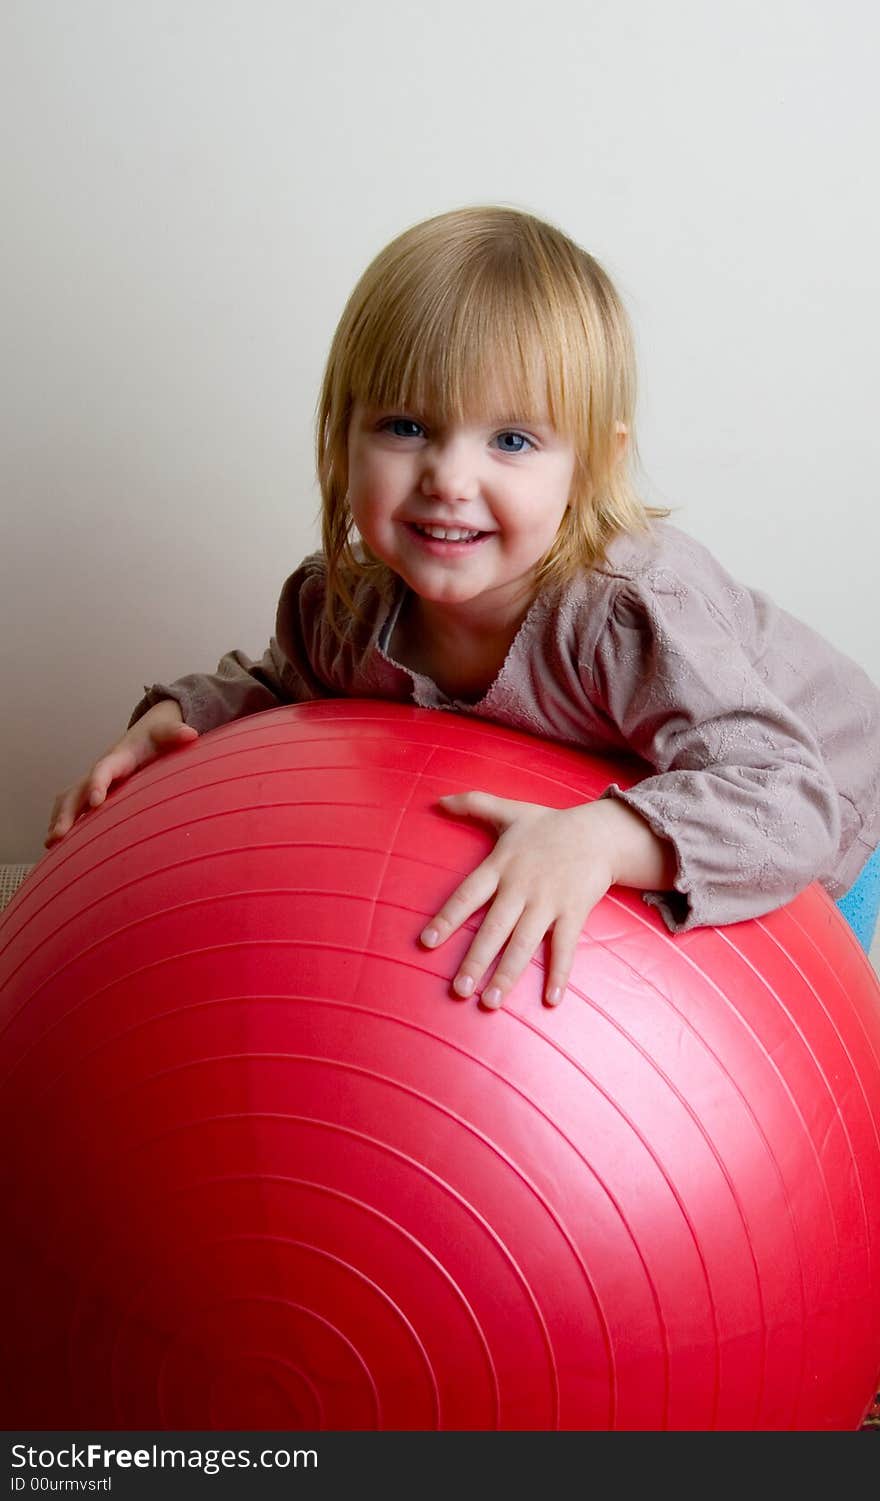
[836,844,880,953]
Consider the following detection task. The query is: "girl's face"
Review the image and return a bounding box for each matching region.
[346,400,577,619]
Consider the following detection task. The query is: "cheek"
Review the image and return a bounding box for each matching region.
[350,449,406,503]
[346,453,376,507]
[520,493,570,543]
[348,483,392,542]
[348,491,375,536]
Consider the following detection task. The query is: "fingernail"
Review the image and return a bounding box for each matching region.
[482,986,502,1009]
[453,974,475,997]
[421,927,439,948]
[546,986,563,1006]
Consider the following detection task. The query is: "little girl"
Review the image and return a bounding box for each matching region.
[46,205,880,1010]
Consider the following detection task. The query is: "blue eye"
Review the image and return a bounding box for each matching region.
[384,418,424,439]
[494,431,534,454]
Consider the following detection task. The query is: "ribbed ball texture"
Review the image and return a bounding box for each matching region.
[2,701,880,1430]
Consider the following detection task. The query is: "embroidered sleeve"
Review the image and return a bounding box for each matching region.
[585,575,840,931]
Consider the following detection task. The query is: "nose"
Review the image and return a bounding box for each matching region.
[418,436,479,504]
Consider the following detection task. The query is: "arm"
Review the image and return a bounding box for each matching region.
[128,641,303,733]
[589,578,841,930]
[128,553,332,734]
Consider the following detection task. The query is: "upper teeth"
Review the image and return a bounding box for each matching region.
[415,524,481,541]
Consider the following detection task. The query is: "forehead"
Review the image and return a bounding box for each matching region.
[461,367,552,424]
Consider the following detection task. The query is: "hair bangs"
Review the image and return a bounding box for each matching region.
[348,253,586,439]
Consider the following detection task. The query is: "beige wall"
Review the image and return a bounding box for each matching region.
[3,0,878,860]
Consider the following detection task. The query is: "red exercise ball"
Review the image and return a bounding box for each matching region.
[2,700,880,1431]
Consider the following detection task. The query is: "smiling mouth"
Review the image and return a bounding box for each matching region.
[408,523,489,544]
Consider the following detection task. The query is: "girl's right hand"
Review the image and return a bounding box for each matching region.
[45,700,199,848]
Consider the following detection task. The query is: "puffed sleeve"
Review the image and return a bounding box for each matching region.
[587,577,841,931]
[128,553,333,733]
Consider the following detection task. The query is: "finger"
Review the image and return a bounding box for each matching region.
[542,913,586,1007]
[44,789,83,845]
[154,722,199,748]
[86,772,110,808]
[437,790,518,830]
[45,807,69,845]
[420,861,500,952]
[85,752,131,807]
[450,892,530,1002]
[473,908,551,1010]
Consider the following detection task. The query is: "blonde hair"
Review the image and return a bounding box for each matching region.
[316,205,667,637]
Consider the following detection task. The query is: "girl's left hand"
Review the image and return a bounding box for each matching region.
[419,793,622,1011]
